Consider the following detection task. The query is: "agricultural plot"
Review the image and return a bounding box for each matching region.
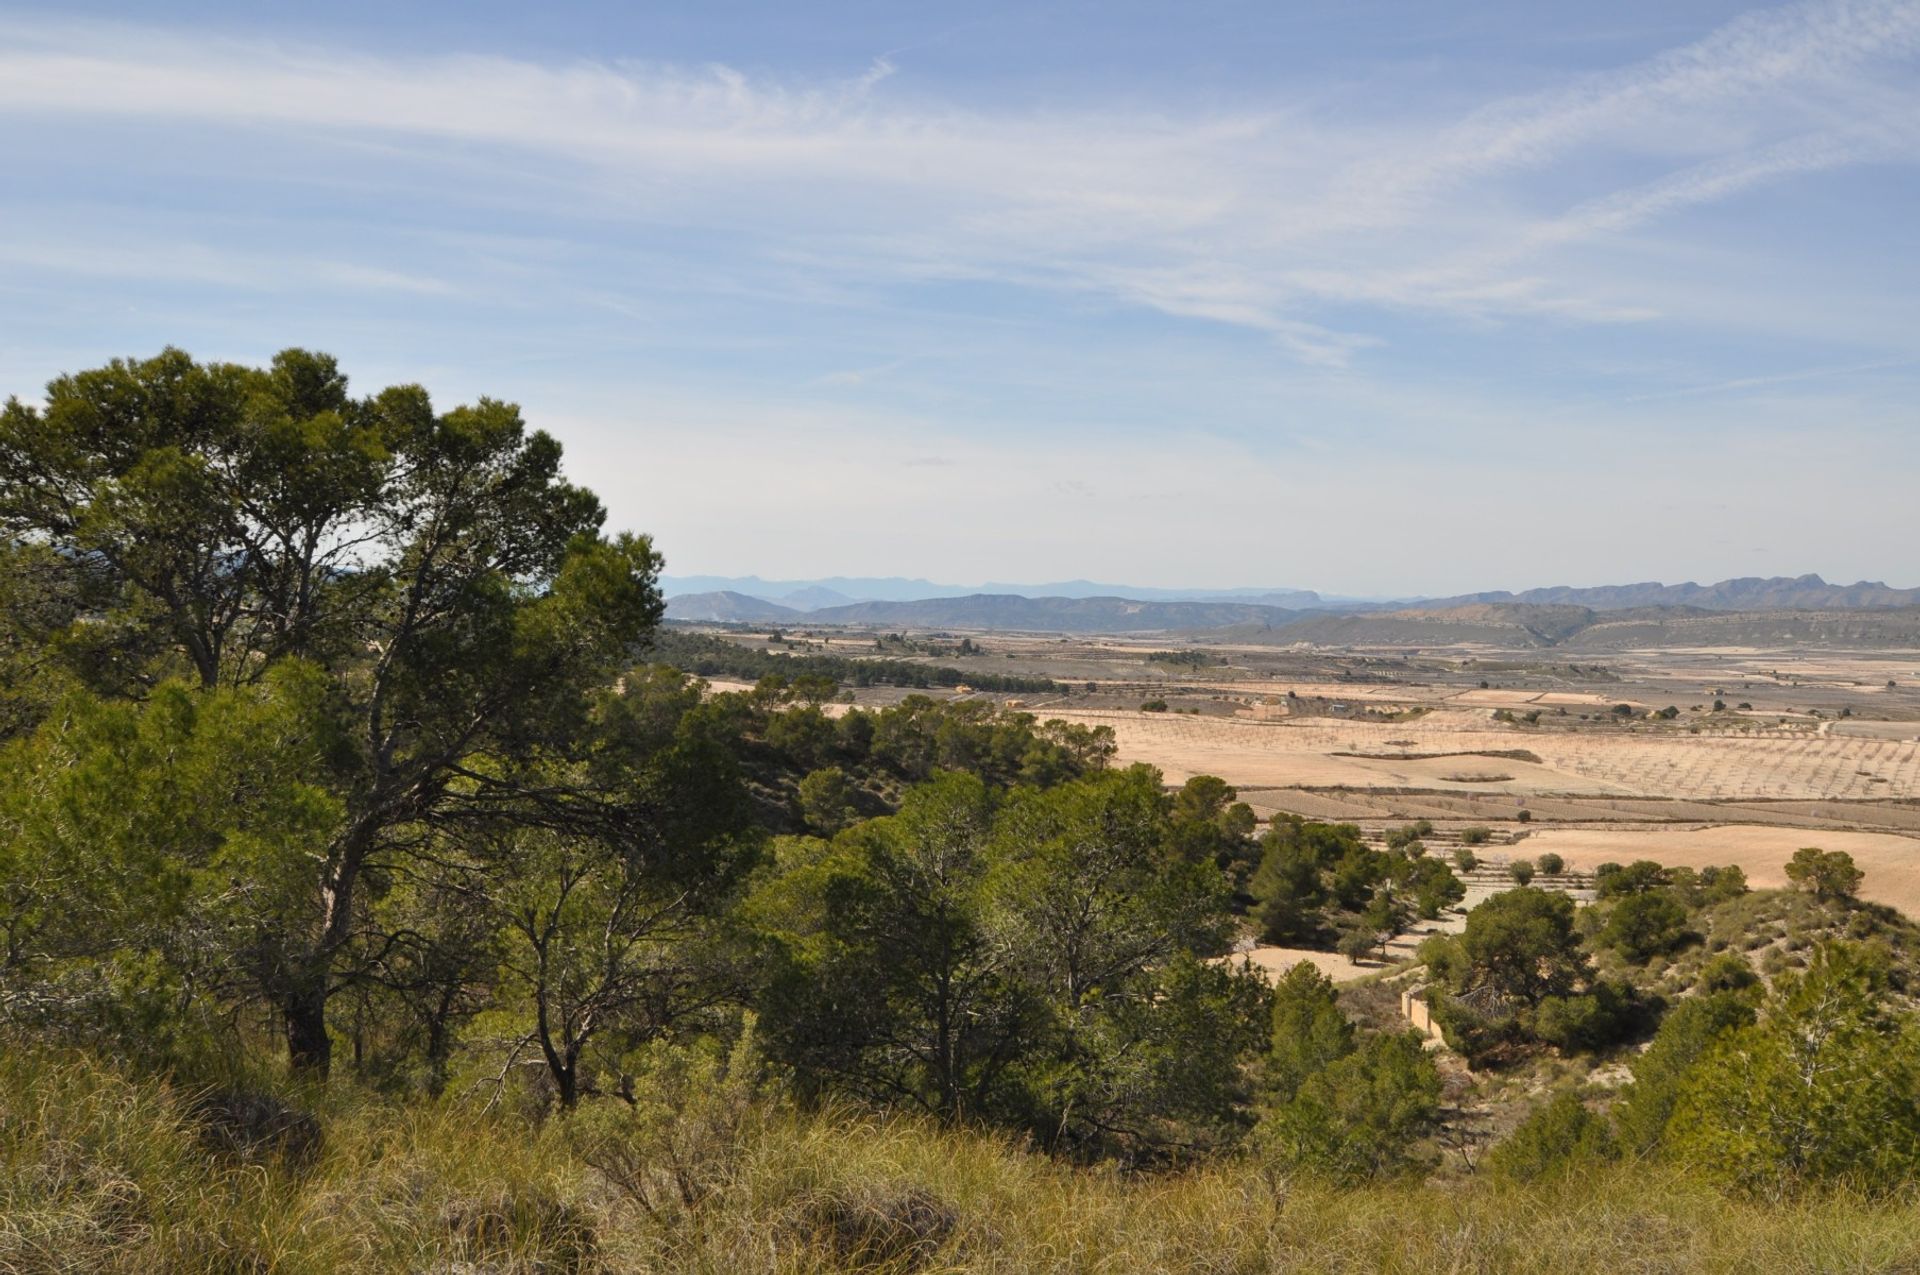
[1041,706,1920,802]
[1523,825,1920,915]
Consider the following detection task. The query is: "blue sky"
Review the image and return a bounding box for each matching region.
[2,1,1917,594]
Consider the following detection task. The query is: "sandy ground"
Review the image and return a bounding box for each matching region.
[1522,825,1920,915]
[1225,947,1377,984]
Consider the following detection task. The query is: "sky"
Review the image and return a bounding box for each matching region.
[1,0,1917,596]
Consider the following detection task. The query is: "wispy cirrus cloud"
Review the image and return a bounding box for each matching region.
[0,1,1916,365]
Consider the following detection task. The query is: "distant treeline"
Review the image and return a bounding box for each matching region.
[650,628,1062,693]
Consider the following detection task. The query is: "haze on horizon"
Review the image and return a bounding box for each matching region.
[2,0,1917,596]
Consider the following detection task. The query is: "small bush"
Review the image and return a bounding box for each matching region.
[1509,860,1535,886]
[1488,1091,1617,1183]
[1697,950,1759,993]
[1536,852,1564,876]
[1460,827,1492,847]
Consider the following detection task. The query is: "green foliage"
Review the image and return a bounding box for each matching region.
[1665,864,1750,909]
[1452,846,1479,873]
[1168,775,1260,889]
[1595,860,1668,899]
[1488,1091,1617,1183]
[1395,854,1465,919]
[751,766,1260,1155]
[1248,819,1428,951]
[649,628,1060,693]
[772,694,1116,797]
[1140,698,1170,712]
[1335,929,1378,962]
[1614,990,1758,1155]
[1385,820,1433,852]
[1535,853,1564,876]
[1261,1032,1442,1182]
[1458,888,1585,1005]
[1783,847,1863,901]
[1602,889,1691,963]
[1460,826,1492,847]
[1667,944,1920,1195]
[796,766,856,835]
[1431,889,1602,1063]
[0,667,342,1068]
[1508,860,1534,886]
[0,347,667,1075]
[1696,950,1759,994]
[1267,964,1354,1102]
[1530,980,1645,1054]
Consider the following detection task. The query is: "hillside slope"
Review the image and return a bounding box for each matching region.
[663,590,803,623]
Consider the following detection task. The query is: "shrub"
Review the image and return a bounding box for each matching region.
[1452,847,1478,873]
[1784,847,1863,901]
[1696,950,1759,994]
[1668,944,1920,1196]
[1614,991,1758,1154]
[1386,821,1433,851]
[1536,853,1564,876]
[1509,860,1534,886]
[1337,928,1380,963]
[1602,890,1690,963]
[1596,860,1667,899]
[1260,1032,1442,1182]
[1488,1091,1617,1183]
[1530,980,1644,1054]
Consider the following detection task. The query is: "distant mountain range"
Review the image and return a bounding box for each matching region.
[664,591,1305,632]
[1231,603,1920,651]
[1422,574,1920,612]
[663,572,1920,617]
[665,590,1920,649]
[660,574,1333,609]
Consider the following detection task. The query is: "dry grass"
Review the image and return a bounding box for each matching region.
[6,1049,1920,1273]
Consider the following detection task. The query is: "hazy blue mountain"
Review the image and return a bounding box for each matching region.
[798,594,1301,632]
[776,586,859,610]
[662,591,802,623]
[1426,574,1920,612]
[660,574,1339,605]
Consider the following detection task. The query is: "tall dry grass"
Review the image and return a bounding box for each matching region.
[3,1048,1918,1273]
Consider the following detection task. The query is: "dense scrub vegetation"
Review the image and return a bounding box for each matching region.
[649,627,1062,693]
[1249,817,1465,953]
[5,350,1920,1270]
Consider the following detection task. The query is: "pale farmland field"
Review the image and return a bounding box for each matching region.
[1039,706,1920,801]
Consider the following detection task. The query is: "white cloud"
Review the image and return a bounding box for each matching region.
[1,1,1916,359]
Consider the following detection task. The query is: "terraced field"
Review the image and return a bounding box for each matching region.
[1041,707,1920,801]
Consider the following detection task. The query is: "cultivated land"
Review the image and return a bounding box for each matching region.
[680,621,1920,911]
